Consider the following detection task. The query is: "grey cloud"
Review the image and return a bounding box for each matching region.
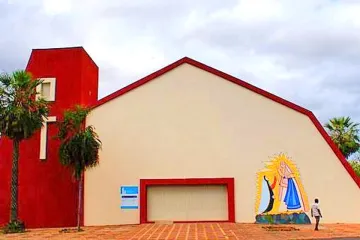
[175,3,360,123]
[1,0,360,126]
[98,66,138,98]
[0,1,85,53]
[325,68,360,95]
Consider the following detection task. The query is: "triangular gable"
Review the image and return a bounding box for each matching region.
[92,57,360,188]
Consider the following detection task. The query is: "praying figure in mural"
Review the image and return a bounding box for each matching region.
[255,153,311,224]
[278,161,302,211]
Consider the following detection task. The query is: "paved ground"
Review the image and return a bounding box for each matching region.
[1,223,360,240]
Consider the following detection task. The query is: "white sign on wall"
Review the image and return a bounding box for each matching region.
[120,186,139,209]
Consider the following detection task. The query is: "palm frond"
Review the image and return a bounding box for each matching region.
[57,105,101,180]
[324,116,360,158]
[0,70,49,141]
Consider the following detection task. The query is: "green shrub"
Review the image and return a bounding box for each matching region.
[2,220,25,234]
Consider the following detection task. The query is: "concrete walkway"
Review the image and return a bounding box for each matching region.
[1,223,360,239]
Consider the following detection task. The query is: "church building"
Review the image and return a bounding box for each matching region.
[0,47,359,228]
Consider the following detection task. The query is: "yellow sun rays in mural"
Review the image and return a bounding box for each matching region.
[255,153,309,215]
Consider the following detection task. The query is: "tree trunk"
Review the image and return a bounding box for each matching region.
[10,139,20,222]
[77,173,83,231]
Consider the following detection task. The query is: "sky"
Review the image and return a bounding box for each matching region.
[1,0,360,124]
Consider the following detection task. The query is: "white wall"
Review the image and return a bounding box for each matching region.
[85,63,360,225]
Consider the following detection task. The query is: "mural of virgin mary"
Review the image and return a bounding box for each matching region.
[278,161,303,211]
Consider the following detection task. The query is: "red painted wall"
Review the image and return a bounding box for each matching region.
[0,47,98,228]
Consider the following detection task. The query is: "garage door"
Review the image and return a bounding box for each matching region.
[147,185,228,222]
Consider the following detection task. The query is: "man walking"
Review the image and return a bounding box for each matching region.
[311,198,322,231]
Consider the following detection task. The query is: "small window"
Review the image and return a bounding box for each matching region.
[41,82,51,99]
[36,78,56,101]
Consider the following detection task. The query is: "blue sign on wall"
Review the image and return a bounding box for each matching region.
[120,186,139,209]
[120,186,139,195]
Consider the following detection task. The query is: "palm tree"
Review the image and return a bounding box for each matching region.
[56,105,101,231]
[324,117,360,158]
[349,160,360,177]
[0,71,49,232]
[348,152,360,177]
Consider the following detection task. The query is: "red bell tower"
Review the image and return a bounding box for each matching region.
[0,47,99,228]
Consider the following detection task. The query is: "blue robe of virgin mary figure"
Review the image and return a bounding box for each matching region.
[283,178,301,210]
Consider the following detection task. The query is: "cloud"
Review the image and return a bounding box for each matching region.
[1,0,360,124]
[42,0,72,15]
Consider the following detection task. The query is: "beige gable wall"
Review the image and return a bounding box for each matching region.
[84,63,360,226]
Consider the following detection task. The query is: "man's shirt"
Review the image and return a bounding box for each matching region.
[312,203,321,217]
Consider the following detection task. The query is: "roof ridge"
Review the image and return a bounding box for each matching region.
[91,56,360,189]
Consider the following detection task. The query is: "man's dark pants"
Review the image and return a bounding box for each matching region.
[315,216,320,230]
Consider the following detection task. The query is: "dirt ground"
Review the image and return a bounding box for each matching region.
[1,223,360,240]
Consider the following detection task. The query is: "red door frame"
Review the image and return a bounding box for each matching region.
[139,178,235,223]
